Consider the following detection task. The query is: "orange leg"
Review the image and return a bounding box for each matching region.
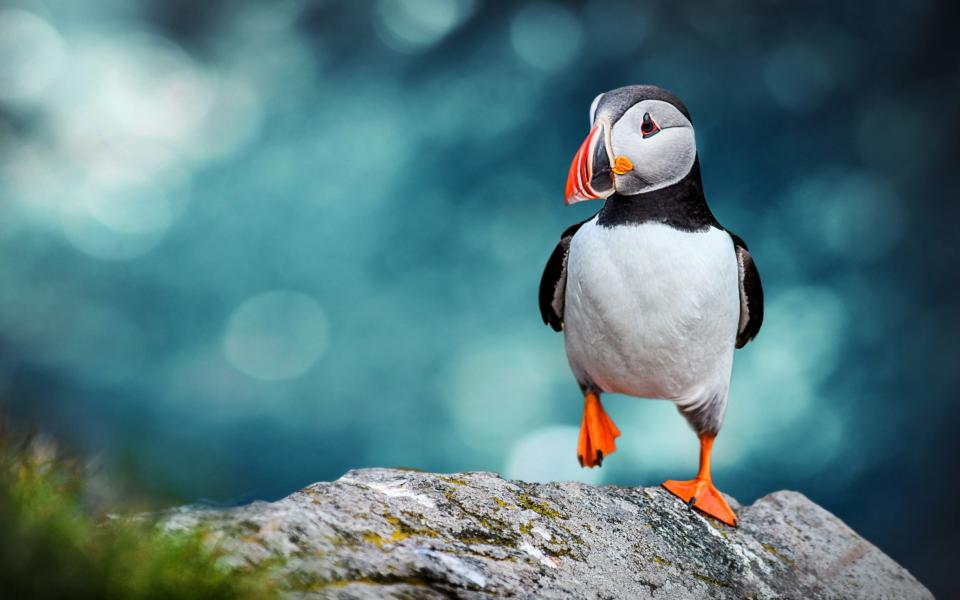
[661,435,738,527]
[576,392,621,468]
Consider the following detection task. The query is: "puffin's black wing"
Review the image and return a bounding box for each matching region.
[539,220,588,332]
[729,232,764,348]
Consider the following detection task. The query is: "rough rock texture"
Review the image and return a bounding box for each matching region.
[163,469,931,599]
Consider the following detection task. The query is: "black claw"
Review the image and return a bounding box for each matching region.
[686,496,697,510]
[596,450,603,467]
[577,455,584,467]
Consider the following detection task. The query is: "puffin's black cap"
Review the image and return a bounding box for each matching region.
[596,85,692,124]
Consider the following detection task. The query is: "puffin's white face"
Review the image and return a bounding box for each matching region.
[605,99,696,195]
[566,95,697,204]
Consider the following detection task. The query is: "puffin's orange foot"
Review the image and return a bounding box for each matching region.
[577,393,620,468]
[662,477,738,527]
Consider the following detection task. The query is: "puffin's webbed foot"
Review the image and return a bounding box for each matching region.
[576,392,620,468]
[661,434,738,527]
[662,477,737,526]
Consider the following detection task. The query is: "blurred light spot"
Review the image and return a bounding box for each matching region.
[184,73,262,163]
[84,179,174,235]
[723,285,847,464]
[77,136,177,189]
[753,286,845,384]
[51,140,191,259]
[764,41,836,112]
[374,0,475,53]
[505,426,602,484]
[0,9,64,102]
[42,33,238,178]
[245,36,319,99]
[583,0,650,57]
[448,337,567,453]
[510,3,582,71]
[229,0,308,37]
[55,34,215,143]
[2,141,72,222]
[219,3,320,104]
[17,33,223,255]
[223,291,329,381]
[59,193,169,260]
[616,400,700,473]
[782,169,903,262]
[117,41,211,141]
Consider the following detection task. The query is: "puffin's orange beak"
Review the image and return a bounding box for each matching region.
[564,120,615,205]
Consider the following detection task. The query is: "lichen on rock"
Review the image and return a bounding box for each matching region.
[161,468,932,599]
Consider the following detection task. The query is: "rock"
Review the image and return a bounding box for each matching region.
[162,469,931,599]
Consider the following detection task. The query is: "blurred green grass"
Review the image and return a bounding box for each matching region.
[0,427,276,599]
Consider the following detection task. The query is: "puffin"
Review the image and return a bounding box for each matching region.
[538,85,763,526]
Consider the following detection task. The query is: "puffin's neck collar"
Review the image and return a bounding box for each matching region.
[595,160,718,232]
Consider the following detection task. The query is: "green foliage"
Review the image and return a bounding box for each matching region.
[0,433,276,600]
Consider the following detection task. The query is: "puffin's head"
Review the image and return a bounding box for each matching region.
[565,85,697,205]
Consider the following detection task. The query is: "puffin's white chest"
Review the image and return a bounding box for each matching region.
[563,220,739,404]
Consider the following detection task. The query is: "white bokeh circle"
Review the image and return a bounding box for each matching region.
[374,0,475,53]
[505,425,603,485]
[510,3,582,71]
[0,9,65,102]
[223,291,329,381]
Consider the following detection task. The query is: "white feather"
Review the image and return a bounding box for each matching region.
[589,93,603,125]
[562,219,739,429]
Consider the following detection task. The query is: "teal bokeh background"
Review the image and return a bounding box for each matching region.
[1,0,957,594]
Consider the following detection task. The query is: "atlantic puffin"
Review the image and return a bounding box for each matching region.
[539,85,763,526]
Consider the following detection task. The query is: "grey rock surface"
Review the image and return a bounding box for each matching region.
[163,468,931,599]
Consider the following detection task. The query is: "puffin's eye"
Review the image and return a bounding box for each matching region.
[641,112,660,138]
